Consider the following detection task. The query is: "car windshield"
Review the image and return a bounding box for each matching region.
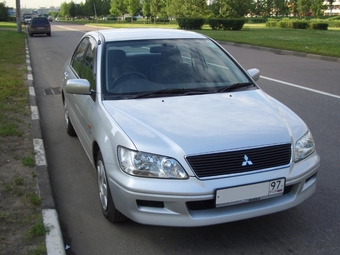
[102,39,255,99]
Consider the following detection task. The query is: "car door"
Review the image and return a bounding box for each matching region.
[65,36,97,159]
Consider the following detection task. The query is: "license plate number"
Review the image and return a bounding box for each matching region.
[216,178,285,206]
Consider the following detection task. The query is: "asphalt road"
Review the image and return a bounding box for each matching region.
[28,23,340,255]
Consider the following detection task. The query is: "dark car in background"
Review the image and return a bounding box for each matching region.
[28,17,51,37]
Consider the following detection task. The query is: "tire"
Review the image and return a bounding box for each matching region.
[29,32,33,37]
[47,32,51,37]
[96,151,127,223]
[63,100,76,136]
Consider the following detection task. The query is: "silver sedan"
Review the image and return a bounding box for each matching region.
[61,28,320,227]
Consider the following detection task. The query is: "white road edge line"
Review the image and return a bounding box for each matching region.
[261,75,340,100]
[55,25,85,32]
[33,138,47,166]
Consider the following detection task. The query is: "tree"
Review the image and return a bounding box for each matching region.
[169,0,186,17]
[169,0,206,17]
[0,2,9,22]
[289,0,299,16]
[272,0,290,16]
[310,0,324,16]
[250,0,267,17]
[297,0,311,16]
[60,2,71,18]
[69,2,76,18]
[125,0,140,23]
[142,0,152,22]
[110,0,127,19]
[150,0,162,23]
[228,0,253,17]
[214,0,252,18]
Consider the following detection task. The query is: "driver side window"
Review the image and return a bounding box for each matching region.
[71,37,97,92]
[71,38,89,77]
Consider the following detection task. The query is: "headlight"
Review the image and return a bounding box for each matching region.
[295,130,315,162]
[118,146,188,179]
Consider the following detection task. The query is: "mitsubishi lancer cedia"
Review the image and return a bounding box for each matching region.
[61,28,320,227]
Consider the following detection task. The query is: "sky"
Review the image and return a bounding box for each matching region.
[4,0,69,9]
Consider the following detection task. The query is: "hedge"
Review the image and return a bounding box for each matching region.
[207,18,245,31]
[176,18,205,30]
[292,21,308,29]
[328,20,340,27]
[311,23,328,30]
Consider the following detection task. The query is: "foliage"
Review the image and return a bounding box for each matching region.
[0,2,9,21]
[164,0,207,18]
[208,18,245,30]
[125,0,140,23]
[310,22,328,30]
[246,18,267,24]
[210,0,252,18]
[59,0,111,18]
[297,0,312,16]
[142,0,152,20]
[150,0,162,23]
[177,17,205,29]
[328,20,340,27]
[110,0,127,18]
[311,0,327,16]
[54,0,335,22]
[292,21,309,29]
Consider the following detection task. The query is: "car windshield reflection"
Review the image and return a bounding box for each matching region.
[103,39,254,99]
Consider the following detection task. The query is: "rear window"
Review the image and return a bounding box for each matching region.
[32,18,49,25]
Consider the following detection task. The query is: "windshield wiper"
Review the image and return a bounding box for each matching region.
[217,82,254,93]
[132,88,212,99]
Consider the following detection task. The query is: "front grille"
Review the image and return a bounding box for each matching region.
[186,143,291,178]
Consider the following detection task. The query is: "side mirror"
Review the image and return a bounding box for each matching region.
[66,79,91,95]
[247,68,260,82]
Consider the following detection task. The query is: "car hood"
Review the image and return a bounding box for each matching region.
[103,90,292,157]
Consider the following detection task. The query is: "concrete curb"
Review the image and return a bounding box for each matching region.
[25,38,66,255]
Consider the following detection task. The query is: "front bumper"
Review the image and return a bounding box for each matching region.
[107,152,320,227]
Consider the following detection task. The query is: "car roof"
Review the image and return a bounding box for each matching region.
[87,28,208,42]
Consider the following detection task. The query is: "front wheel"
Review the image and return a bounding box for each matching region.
[96,151,127,223]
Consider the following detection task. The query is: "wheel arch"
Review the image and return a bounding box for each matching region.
[92,141,100,168]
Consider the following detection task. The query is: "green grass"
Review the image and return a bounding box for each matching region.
[3,20,339,57]
[0,26,46,255]
[0,28,28,138]
[73,20,340,58]
[196,24,340,58]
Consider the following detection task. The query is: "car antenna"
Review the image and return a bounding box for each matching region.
[93,4,101,45]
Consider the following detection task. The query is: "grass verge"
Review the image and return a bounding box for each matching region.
[73,20,340,58]
[0,27,47,255]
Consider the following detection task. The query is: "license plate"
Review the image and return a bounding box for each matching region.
[37,27,44,29]
[216,178,285,207]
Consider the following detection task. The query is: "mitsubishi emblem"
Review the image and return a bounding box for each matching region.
[242,155,253,166]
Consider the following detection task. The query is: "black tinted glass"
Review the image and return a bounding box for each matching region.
[32,18,49,25]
